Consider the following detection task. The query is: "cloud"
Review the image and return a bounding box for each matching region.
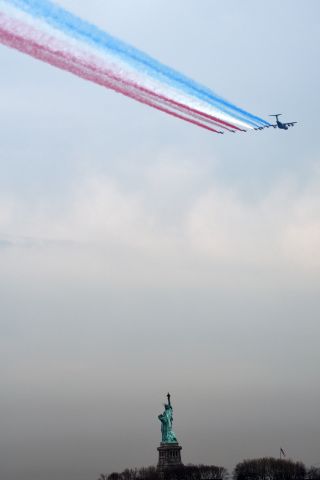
[1,162,320,275]
[281,181,320,269]
[186,169,320,270]
[0,196,14,228]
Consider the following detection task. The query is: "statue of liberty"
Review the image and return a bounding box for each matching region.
[158,393,178,444]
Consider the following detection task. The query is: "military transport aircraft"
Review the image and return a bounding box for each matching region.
[255,114,297,131]
[269,114,297,129]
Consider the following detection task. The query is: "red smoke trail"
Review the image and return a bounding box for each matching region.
[0,18,227,133]
[77,53,239,131]
[78,57,234,132]
[0,25,223,133]
[55,43,240,131]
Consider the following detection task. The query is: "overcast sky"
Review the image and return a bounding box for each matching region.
[1,1,320,480]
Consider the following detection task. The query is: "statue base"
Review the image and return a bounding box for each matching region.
[157,443,183,471]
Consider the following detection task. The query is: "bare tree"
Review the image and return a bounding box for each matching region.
[108,473,122,480]
[98,463,227,480]
[307,467,320,480]
[233,457,306,480]
[162,464,227,480]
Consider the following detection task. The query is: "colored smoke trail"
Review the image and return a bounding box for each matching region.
[0,17,224,134]
[4,0,267,127]
[0,0,269,133]
[0,11,228,132]
[0,6,240,131]
[4,0,269,127]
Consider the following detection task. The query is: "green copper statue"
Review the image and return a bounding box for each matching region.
[158,393,178,444]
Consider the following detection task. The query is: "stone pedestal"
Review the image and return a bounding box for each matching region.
[157,443,183,471]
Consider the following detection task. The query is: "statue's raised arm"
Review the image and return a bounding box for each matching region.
[158,392,178,444]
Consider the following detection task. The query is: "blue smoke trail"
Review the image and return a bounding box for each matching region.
[5,0,269,127]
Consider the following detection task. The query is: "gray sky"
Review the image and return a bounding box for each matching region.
[1,1,320,480]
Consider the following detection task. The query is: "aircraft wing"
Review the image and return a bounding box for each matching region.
[285,122,297,127]
[254,120,297,131]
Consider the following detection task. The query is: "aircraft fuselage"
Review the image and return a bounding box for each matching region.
[277,121,288,130]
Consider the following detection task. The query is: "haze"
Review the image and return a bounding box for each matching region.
[1,1,320,480]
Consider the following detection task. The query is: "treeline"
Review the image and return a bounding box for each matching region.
[98,459,320,480]
[98,464,227,480]
[234,458,306,480]
[234,458,320,480]
[308,467,320,480]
